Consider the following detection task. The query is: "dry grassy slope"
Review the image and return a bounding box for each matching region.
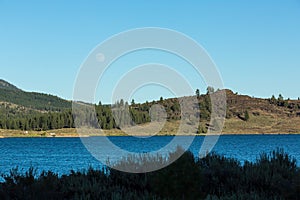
[223,90,300,133]
[226,90,300,116]
[139,90,300,134]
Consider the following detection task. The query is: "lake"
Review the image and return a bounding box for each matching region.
[0,135,299,176]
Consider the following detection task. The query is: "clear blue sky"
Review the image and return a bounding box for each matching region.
[1,1,299,103]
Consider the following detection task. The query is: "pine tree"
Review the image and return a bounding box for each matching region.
[270,95,276,104]
[195,89,200,98]
[244,110,250,121]
[131,99,135,105]
[206,86,215,94]
[160,97,163,102]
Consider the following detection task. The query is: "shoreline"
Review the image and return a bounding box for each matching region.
[1,132,300,138]
[1,126,300,138]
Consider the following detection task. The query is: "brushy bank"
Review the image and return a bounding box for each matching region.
[0,148,299,200]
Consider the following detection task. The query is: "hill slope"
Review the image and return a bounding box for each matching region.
[0,79,71,111]
[222,90,300,133]
[0,79,20,91]
[0,79,300,135]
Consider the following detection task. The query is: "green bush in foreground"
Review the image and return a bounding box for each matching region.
[0,148,299,200]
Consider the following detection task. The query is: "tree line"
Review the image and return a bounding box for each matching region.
[0,94,213,131]
[0,102,152,131]
[0,86,217,131]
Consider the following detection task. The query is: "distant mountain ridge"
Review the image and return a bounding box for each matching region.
[0,79,71,111]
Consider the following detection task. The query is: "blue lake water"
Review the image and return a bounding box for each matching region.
[0,135,299,176]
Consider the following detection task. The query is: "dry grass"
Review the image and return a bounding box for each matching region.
[223,113,300,134]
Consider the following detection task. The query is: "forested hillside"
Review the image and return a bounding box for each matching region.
[0,79,208,131]
[0,79,20,91]
[1,79,300,133]
[0,79,71,111]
